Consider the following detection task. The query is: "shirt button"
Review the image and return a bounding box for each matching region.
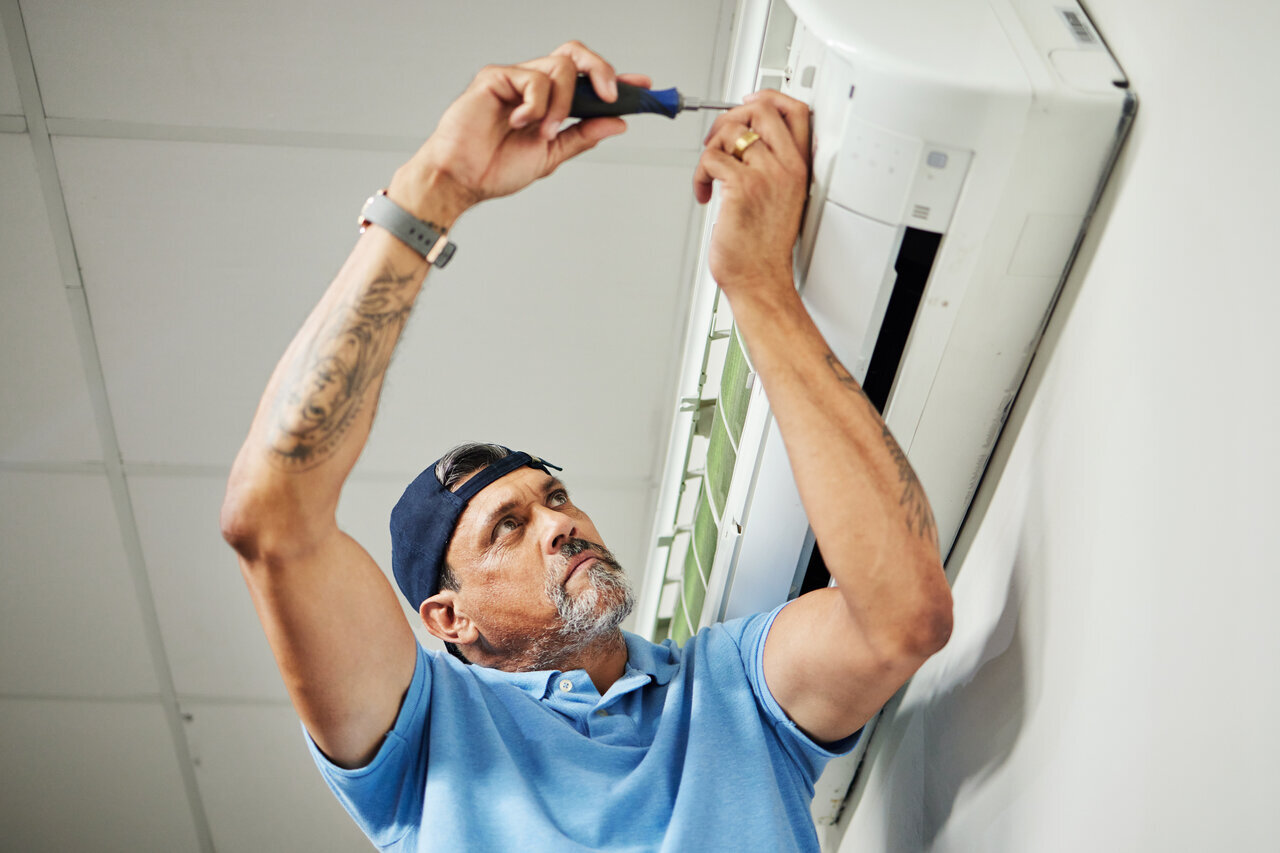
[558,679,573,692]
[595,709,609,717]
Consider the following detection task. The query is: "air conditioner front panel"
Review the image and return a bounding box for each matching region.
[803,203,902,383]
[788,0,1031,93]
[640,0,1133,665]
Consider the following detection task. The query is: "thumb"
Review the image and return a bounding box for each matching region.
[547,117,627,166]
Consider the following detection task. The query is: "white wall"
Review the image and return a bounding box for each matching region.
[832,1,1280,850]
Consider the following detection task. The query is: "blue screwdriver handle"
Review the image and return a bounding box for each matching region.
[569,77,681,119]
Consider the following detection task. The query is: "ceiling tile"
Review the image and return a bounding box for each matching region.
[0,134,101,463]
[55,136,698,482]
[55,137,394,473]
[0,697,200,852]
[25,0,727,151]
[0,471,160,697]
[0,12,22,115]
[182,701,372,853]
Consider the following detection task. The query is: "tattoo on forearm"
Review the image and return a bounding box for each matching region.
[266,263,418,470]
[880,421,938,543]
[825,352,863,395]
[824,352,938,544]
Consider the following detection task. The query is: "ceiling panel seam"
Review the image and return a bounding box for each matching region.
[1,2,217,850]
[1,2,77,293]
[0,113,24,131]
[0,692,164,704]
[0,459,106,474]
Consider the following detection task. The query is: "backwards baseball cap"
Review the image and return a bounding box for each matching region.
[390,448,562,610]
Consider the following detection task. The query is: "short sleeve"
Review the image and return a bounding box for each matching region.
[303,643,433,850]
[723,604,861,782]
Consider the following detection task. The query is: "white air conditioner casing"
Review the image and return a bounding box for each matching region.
[636,0,1134,832]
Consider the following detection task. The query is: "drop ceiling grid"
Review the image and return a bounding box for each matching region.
[3,0,736,849]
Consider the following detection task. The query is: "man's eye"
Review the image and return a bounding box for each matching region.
[497,517,521,536]
[550,490,569,506]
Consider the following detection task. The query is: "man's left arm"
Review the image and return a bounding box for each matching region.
[693,91,953,744]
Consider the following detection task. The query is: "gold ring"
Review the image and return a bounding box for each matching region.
[732,129,761,161]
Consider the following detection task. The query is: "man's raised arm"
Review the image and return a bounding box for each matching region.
[693,91,954,744]
[219,43,646,768]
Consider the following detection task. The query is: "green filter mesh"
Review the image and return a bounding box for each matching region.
[693,484,717,576]
[681,540,707,629]
[705,406,736,515]
[670,590,691,644]
[719,327,752,443]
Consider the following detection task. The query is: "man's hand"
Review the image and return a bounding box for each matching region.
[390,41,652,225]
[693,90,812,295]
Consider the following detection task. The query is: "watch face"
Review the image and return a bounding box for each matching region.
[358,196,375,227]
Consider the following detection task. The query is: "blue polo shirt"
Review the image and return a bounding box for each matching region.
[306,604,859,851]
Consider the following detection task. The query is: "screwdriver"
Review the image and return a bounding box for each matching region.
[569,77,738,119]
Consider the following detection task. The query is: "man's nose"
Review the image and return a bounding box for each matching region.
[533,504,576,554]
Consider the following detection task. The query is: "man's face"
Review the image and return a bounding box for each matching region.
[440,465,633,669]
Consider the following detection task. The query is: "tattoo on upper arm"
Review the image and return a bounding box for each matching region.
[266,263,418,470]
[824,352,938,544]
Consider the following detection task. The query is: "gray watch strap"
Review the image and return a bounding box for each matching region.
[358,190,456,268]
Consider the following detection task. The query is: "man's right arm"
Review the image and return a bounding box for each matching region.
[219,43,643,769]
[219,205,446,770]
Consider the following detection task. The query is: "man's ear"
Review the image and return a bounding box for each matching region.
[420,590,479,647]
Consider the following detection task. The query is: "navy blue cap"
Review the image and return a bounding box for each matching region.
[390,449,561,610]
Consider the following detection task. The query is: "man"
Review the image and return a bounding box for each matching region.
[221,41,952,852]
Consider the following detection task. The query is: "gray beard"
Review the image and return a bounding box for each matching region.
[529,538,634,669]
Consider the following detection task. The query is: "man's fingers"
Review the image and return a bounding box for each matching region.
[537,55,580,140]
[617,72,653,89]
[693,147,739,204]
[549,117,627,167]
[490,65,555,130]
[739,102,805,171]
[551,40,618,103]
[744,89,811,154]
[707,119,771,162]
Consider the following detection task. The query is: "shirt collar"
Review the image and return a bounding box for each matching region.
[467,663,561,699]
[462,631,681,699]
[621,630,680,686]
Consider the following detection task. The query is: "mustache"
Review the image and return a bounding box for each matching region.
[557,538,622,573]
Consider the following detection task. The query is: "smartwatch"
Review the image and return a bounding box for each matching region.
[358,190,456,268]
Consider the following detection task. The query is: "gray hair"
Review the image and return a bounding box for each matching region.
[435,442,511,491]
[433,442,511,664]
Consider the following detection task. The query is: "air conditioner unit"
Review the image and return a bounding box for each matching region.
[635,0,1134,827]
